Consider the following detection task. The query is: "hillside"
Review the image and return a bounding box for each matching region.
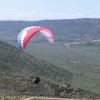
[0,41,99,99]
[0,40,73,95]
[0,40,73,81]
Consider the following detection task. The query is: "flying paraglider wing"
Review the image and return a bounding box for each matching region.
[17,26,55,49]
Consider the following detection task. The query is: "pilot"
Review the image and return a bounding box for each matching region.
[34,77,40,84]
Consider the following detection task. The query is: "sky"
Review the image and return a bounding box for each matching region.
[0,0,100,21]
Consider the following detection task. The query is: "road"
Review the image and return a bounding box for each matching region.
[24,97,80,100]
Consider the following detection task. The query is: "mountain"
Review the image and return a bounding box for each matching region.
[0,18,100,38]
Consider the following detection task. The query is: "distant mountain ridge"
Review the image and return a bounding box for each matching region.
[0,18,100,39]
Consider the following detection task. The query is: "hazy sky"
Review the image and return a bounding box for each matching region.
[0,0,100,21]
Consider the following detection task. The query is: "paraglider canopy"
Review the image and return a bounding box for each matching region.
[17,26,55,49]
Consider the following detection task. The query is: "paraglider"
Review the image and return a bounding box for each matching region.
[17,26,55,84]
[17,26,55,49]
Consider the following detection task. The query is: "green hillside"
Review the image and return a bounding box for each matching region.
[0,40,72,94]
[0,40,73,79]
[0,41,99,99]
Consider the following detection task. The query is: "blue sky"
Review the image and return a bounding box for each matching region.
[0,0,100,21]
